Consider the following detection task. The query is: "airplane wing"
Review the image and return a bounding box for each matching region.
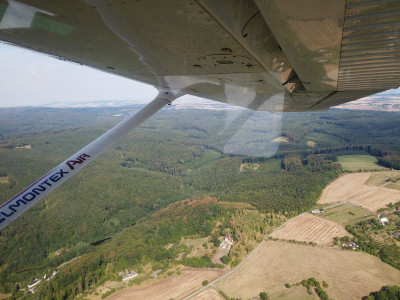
[1,0,400,229]
[1,0,399,112]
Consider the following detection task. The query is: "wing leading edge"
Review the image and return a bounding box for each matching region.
[0,0,399,111]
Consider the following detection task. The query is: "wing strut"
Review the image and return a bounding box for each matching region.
[0,89,182,230]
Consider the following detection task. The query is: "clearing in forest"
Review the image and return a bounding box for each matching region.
[107,268,225,300]
[0,176,9,184]
[270,214,349,245]
[319,172,400,212]
[272,136,289,143]
[337,155,387,171]
[307,141,317,147]
[216,241,400,300]
[239,163,260,172]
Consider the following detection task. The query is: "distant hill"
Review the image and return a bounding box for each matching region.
[336,90,400,111]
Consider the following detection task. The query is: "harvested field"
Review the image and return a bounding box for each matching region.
[270,214,349,245]
[319,172,400,212]
[319,173,373,204]
[191,287,225,300]
[216,241,400,300]
[349,188,400,212]
[107,268,225,300]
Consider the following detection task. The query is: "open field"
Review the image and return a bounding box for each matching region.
[365,170,400,186]
[216,241,400,300]
[319,172,400,211]
[323,203,373,225]
[319,173,373,204]
[107,268,225,300]
[191,287,225,300]
[181,237,209,258]
[270,214,349,245]
[386,182,400,190]
[349,188,400,212]
[338,155,387,171]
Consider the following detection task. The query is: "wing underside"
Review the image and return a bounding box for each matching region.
[0,0,399,111]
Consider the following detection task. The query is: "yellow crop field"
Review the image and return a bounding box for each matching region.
[216,241,400,300]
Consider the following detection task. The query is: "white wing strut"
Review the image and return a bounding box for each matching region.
[0,89,182,230]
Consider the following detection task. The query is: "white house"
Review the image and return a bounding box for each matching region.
[379,217,389,225]
[28,278,41,289]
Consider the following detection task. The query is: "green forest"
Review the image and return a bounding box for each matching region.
[0,106,399,299]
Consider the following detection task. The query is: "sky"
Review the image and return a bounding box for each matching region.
[1,42,399,108]
[0,43,158,107]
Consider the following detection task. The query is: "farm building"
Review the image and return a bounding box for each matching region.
[224,236,233,242]
[28,278,41,289]
[342,241,359,250]
[123,271,138,281]
[379,217,389,225]
[311,209,322,214]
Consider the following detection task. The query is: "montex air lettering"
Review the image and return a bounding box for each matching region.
[66,153,91,170]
